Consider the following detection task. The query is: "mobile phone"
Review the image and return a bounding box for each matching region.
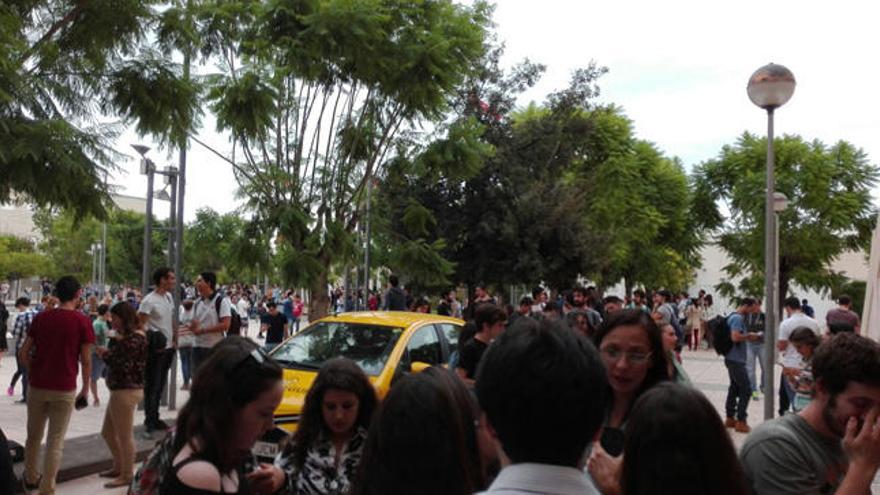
[74,395,88,410]
[600,427,625,457]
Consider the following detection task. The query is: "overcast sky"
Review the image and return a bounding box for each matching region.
[112,0,880,221]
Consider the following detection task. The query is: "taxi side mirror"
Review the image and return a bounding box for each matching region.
[410,361,432,373]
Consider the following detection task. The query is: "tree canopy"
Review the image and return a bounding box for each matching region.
[0,1,200,218]
[692,133,878,304]
[180,0,491,317]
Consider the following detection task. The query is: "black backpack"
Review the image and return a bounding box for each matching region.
[709,314,733,356]
[214,296,243,336]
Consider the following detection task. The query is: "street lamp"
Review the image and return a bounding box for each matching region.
[747,63,796,421]
[132,144,155,297]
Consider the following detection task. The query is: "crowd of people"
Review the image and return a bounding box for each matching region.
[2,272,880,494]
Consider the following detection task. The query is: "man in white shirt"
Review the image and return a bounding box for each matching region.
[777,297,820,416]
[235,294,250,337]
[190,271,231,373]
[476,317,605,494]
[138,267,176,433]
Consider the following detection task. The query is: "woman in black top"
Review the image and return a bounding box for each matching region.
[161,337,283,494]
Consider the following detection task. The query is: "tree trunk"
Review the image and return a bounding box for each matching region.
[624,277,634,300]
[308,269,330,321]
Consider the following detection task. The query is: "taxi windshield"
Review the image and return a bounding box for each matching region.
[270,321,404,376]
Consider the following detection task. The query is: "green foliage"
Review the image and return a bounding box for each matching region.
[1,0,200,217]
[32,207,167,284]
[0,235,50,280]
[188,0,490,316]
[184,208,266,282]
[693,133,878,302]
[579,109,699,292]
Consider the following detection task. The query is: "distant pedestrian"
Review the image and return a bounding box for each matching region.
[785,327,821,413]
[95,302,147,488]
[19,276,95,494]
[88,304,111,406]
[138,267,176,434]
[177,299,196,390]
[8,297,36,402]
[456,304,507,387]
[778,297,820,415]
[723,298,760,433]
[744,300,766,401]
[292,294,304,332]
[381,275,407,311]
[260,301,288,354]
[661,324,690,384]
[801,298,815,318]
[825,294,860,334]
[235,294,250,337]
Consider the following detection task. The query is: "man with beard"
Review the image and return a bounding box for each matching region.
[740,332,880,494]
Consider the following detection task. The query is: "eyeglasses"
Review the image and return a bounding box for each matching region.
[600,347,652,365]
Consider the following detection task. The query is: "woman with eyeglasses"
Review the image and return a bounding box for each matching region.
[249,358,378,495]
[588,309,670,495]
[160,336,283,494]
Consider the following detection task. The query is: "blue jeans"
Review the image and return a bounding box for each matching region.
[725,360,751,421]
[178,346,193,386]
[745,341,765,392]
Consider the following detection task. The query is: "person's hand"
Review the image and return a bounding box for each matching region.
[588,441,622,495]
[843,406,880,474]
[245,464,284,495]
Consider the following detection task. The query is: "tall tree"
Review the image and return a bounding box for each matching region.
[188,0,491,318]
[578,107,699,293]
[184,207,270,283]
[0,235,50,282]
[33,207,168,284]
[692,133,878,306]
[0,1,200,218]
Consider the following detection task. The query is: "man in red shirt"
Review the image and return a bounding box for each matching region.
[18,276,94,494]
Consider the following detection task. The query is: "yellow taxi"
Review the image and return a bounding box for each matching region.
[253,311,464,458]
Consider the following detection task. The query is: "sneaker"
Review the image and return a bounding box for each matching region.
[6,386,12,396]
[154,420,170,430]
[735,420,751,434]
[15,398,26,404]
[751,391,761,401]
[724,417,736,428]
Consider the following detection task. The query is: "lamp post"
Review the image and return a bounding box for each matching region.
[154,166,179,410]
[133,144,156,297]
[747,63,796,421]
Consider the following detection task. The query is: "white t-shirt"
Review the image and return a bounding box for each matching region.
[236,298,250,319]
[194,293,231,349]
[138,291,174,349]
[778,311,820,368]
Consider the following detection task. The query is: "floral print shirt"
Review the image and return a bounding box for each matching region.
[274,427,367,495]
[103,332,147,390]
